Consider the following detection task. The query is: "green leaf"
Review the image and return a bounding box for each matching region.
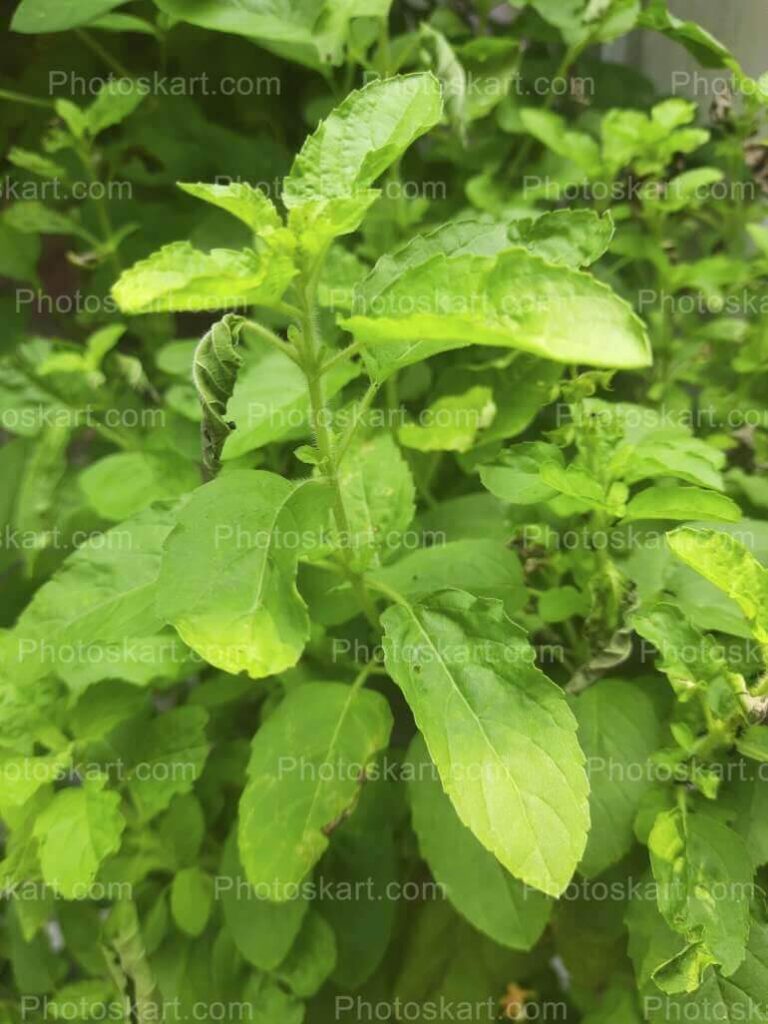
[519,108,603,174]
[639,0,736,69]
[11,0,127,32]
[398,386,496,453]
[4,506,176,690]
[191,313,245,472]
[154,0,391,68]
[121,706,210,821]
[342,248,652,375]
[508,210,614,268]
[157,472,324,678]
[221,334,359,461]
[336,433,416,571]
[381,589,589,896]
[14,420,69,574]
[5,201,91,240]
[622,485,742,524]
[79,452,199,521]
[33,782,125,899]
[538,586,589,623]
[572,678,664,876]
[84,78,145,136]
[649,808,753,977]
[112,240,295,314]
[170,868,213,937]
[479,442,564,504]
[735,726,768,763]
[219,830,308,970]
[666,528,768,644]
[407,734,552,948]
[0,749,71,814]
[238,682,393,897]
[177,182,283,234]
[370,538,527,614]
[273,910,337,998]
[283,73,442,207]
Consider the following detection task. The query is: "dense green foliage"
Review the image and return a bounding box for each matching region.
[1,1,768,1021]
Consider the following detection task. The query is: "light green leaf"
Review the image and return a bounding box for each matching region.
[0,749,71,814]
[79,452,199,522]
[178,182,283,234]
[283,73,442,207]
[14,420,69,574]
[508,210,614,268]
[33,782,125,899]
[479,442,564,504]
[287,191,380,256]
[572,678,664,876]
[192,313,244,472]
[407,734,551,948]
[4,506,176,690]
[336,433,416,571]
[399,386,496,453]
[239,682,393,898]
[381,589,589,896]
[735,726,768,763]
[170,868,213,937]
[538,586,589,623]
[122,706,210,821]
[519,108,603,174]
[222,335,359,460]
[112,240,295,314]
[273,910,337,998]
[370,539,527,614]
[666,528,768,644]
[11,0,127,32]
[220,830,308,970]
[157,472,323,678]
[622,485,741,524]
[540,463,625,515]
[5,201,91,240]
[342,248,652,374]
[649,808,753,976]
[85,79,145,136]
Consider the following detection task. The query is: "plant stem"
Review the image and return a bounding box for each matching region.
[243,318,300,363]
[320,339,363,376]
[297,295,380,630]
[0,88,54,109]
[75,29,131,78]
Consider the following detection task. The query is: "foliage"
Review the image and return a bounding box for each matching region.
[1,1,768,1021]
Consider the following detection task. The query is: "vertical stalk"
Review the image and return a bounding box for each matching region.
[297,294,380,628]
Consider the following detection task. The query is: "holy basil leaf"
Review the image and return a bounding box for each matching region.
[283,73,442,208]
[4,506,176,690]
[572,677,664,877]
[33,782,125,899]
[238,682,393,898]
[666,528,768,644]
[622,486,742,524]
[336,433,416,571]
[192,313,245,472]
[177,182,282,234]
[112,240,295,314]
[157,472,323,678]
[342,247,652,378]
[79,452,199,521]
[649,807,753,977]
[370,539,527,614]
[381,588,589,897]
[219,830,308,971]
[508,210,614,268]
[407,734,552,948]
[11,0,128,32]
